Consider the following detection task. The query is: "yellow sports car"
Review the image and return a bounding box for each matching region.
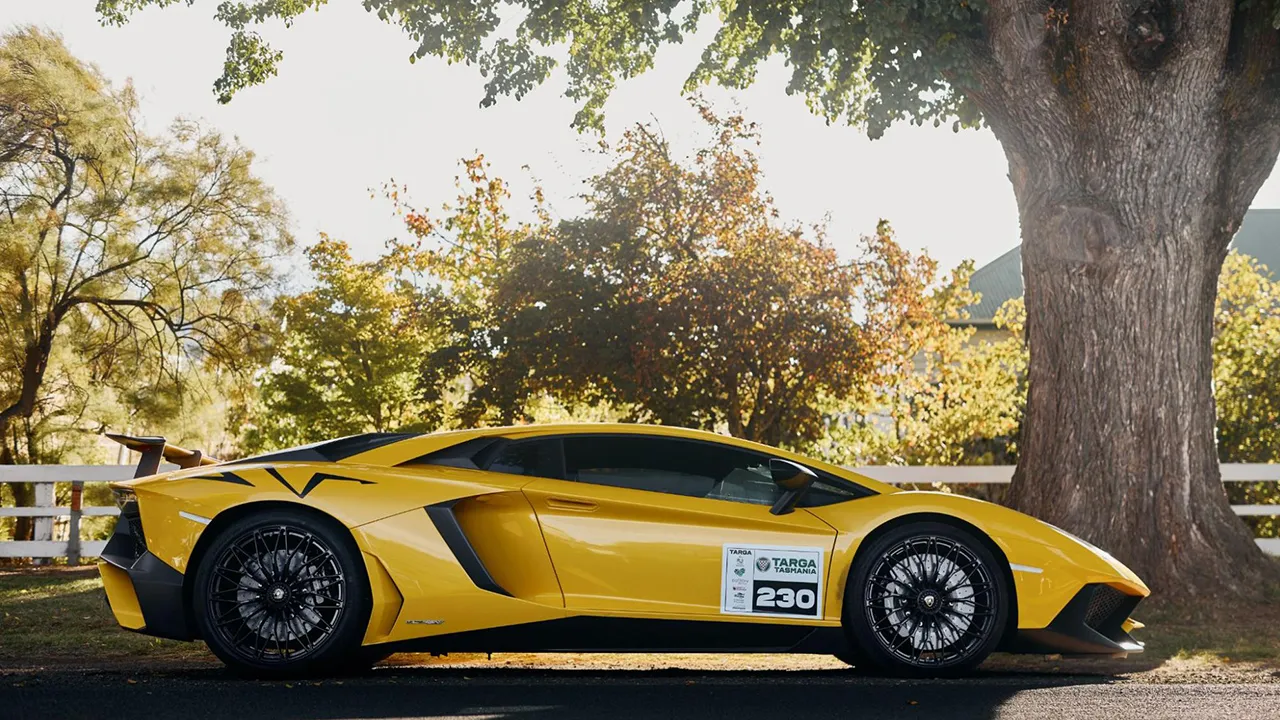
[98,424,1148,678]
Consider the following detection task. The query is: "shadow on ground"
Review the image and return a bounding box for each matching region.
[5,567,1280,718]
[3,664,1115,720]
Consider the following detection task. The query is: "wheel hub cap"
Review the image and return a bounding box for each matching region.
[267,584,289,605]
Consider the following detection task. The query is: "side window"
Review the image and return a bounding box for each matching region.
[486,439,562,478]
[562,435,779,504]
[407,434,870,506]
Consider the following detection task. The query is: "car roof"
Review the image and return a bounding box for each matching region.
[343,423,898,495]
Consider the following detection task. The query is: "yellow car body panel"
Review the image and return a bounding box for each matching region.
[449,490,566,607]
[98,561,146,630]
[522,475,839,622]
[352,508,570,644]
[361,552,404,644]
[99,423,1149,662]
[807,491,1149,630]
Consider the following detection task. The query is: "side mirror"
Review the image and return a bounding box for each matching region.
[768,458,816,515]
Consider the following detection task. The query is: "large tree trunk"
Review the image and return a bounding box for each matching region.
[1010,211,1266,596]
[975,2,1280,597]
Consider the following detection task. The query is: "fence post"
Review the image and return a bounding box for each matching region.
[68,481,82,566]
[32,480,53,566]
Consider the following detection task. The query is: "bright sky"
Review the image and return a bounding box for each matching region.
[8,1,1280,282]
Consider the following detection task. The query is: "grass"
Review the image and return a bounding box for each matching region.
[1132,597,1280,663]
[0,566,209,668]
[2,566,1278,679]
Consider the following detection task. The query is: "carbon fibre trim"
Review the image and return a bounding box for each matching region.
[190,471,254,487]
[425,500,513,597]
[223,432,418,466]
[100,512,192,641]
[263,467,375,498]
[373,616,842,654]
[1011,583,1144,655]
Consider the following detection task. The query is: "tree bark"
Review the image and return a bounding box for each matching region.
[0,419,33,541]
[975,1,1280,597]
[1011,210,1267,596]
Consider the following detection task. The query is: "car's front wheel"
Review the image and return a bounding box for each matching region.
[193,508,372,678]
[841,521,1009,676]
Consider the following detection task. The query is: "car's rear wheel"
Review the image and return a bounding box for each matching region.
[841,522,1009,676]
[193,508,371,678]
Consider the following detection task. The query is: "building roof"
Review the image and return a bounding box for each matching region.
[963,244,1023,325]
[962,208,1280,325]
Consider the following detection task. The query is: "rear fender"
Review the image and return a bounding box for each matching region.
[115,463,530,574]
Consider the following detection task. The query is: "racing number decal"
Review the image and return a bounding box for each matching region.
[721,544,823,618]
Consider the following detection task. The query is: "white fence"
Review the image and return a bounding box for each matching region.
[0,465,155,562]
[1,463,1277,562]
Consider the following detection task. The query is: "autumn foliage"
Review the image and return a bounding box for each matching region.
[377,106,952,448]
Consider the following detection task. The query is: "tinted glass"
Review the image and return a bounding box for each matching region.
[487,439,560,477]
[561,435,863,507]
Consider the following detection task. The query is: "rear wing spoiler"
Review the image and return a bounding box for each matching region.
[106,433,220,478]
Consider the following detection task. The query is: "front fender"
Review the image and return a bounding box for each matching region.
[807,491,1149,630]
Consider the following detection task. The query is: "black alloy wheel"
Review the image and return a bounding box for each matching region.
[841,522,1009,676]
[194,509,372,678]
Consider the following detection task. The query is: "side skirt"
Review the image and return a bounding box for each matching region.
[375,616,846,655]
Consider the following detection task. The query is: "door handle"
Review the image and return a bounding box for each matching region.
[545,497,598,512]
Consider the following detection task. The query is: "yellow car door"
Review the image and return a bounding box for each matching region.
[519,433,839,622]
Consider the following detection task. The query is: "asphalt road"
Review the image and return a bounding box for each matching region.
[4,666,1280,720]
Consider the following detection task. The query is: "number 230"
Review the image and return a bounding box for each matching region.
[755,586,816,610]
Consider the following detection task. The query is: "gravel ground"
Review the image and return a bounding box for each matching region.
[4,662,1280,720]
[5,567,1279,718]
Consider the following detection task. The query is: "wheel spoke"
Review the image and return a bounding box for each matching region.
[229,605,269,643]
[935,609,972,646]
[863,533,997,669]
[272,617,285,658]
[925,537,940,585]
[286,534,313,577]
[217,603,264,629]
[206,523,347,665]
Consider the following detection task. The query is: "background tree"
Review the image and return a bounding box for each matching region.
[0,28,289,537]
[399,109,943,447]
[388,155,552,428]
[820,288,1028,472]
[1214,253,1280,539]
[243,237,446,452]
[101,0,1280,594]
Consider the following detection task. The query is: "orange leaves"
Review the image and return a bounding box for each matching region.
[342,104,984,448]
[403,212,435,237]
[472,104,938,446]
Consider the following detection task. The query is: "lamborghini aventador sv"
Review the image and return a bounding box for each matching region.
[97,424,1148,678]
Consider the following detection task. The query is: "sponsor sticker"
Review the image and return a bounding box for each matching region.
[720,544,823,618]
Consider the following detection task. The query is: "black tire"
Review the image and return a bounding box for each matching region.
[193,508,372,679]
[842,522,1009,677]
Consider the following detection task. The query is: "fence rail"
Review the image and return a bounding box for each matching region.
[2,463,1277,562]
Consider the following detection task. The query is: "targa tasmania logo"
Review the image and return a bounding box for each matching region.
[768,556,818,575]
[756,557,772,572]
